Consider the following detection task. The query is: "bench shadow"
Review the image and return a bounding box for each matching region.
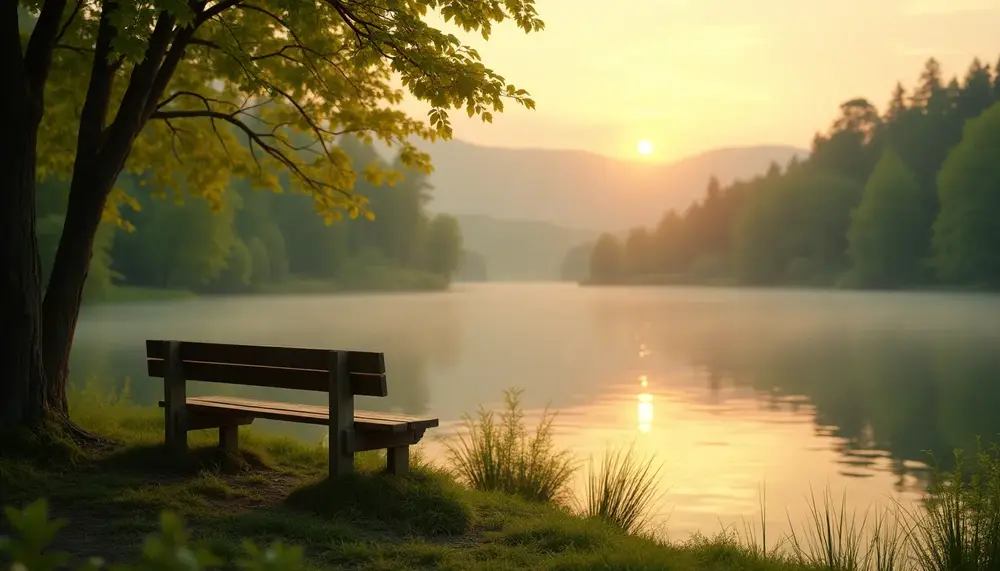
[96,442,271,476]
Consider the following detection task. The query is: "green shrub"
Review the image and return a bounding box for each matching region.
[907,445,1000,571]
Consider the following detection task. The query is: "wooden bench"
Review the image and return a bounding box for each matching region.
[146,339,439,475]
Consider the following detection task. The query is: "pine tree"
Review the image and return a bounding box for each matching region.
[993,55,1000,100]
[912,58,944,109]
[957,59,995,125]
[885,82,907,123]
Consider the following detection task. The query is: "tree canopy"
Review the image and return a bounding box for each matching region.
[932,102,1000,287]
[26,0,542,222]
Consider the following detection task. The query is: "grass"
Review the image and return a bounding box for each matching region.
[5,388,1000,571]
[444,388,577,505]
[0,393,801,571]
[580,445,664,536]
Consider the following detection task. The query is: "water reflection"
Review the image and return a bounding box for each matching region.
[591,289,1000,491]
[637,392,653,434]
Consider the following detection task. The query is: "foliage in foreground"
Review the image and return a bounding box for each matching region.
[0,500,304,571]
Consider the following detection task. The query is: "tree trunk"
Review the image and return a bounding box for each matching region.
[41,171,112,417]
[0,79,47,433]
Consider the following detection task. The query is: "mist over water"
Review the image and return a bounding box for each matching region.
[71,283,1000,539]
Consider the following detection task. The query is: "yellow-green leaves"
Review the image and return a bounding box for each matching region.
[35,0,544,224]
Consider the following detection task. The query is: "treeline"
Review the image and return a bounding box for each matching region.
[37,137,464,299]
[586,56,1000,290]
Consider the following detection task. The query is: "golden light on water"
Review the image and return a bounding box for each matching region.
[638,392,654,433]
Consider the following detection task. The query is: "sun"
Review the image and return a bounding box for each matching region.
[637,139,654,156]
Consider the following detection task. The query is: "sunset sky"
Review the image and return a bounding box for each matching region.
[401,0,1000,162]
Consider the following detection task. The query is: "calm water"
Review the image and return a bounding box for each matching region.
[71,283,1000,539]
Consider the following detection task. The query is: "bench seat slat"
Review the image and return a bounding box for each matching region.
[171,396,440,432]
[190,396,405,431]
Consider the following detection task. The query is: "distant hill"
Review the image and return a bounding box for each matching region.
[407,140,808,230]
[452,214,598,281]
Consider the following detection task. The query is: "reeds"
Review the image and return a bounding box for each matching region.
[580,445,664,534]
[445,388,1000,571]
[443,388,577,504]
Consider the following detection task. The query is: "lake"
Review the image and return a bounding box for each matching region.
[70,283,1000,540]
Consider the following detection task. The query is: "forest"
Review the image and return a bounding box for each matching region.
[37,136,466,301]
[584,56,1000,290]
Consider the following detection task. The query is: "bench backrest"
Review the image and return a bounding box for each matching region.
[146,340,387,396]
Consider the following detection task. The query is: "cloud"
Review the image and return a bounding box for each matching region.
[902,0,999,15]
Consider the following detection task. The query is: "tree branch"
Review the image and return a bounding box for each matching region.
[1,2,25,90]
[99,9,177,181]
[54,0,84,44]
[156,90,244,113]
[74,0,118,159]
[161,118,191,162]
[24,0,70,99]
[197,0,244,25]
[54,43,94,57]
[141,0,246,123]
[149,109,349,198]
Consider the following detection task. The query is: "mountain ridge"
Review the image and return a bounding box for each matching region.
[381,139,808,230]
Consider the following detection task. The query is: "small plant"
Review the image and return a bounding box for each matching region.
[785,487,869,571]
[0,499,305,571]
[444,388,577,505]
[867,504,906,571]
[731,484,786,560]
[906,444,1000,571]
[580,445,663,535]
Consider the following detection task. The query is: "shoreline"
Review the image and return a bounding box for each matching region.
[0,403,782,571]
[2,399,996,571]
[578,276,998,294]
[88,275,454,305]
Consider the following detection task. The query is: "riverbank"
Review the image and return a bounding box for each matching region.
[87,270,451,305]
[0,402,796,571]
[6,394,1000,571]
[578,274,997,293]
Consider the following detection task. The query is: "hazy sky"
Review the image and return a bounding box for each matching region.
[399,0,1000,162]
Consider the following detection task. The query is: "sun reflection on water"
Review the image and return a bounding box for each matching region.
[637,392,653,433]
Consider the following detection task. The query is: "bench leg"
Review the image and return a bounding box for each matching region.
[330,430,354,476]
[219,425,239,471]
[163,340,187,456]
[386,446,409,475]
